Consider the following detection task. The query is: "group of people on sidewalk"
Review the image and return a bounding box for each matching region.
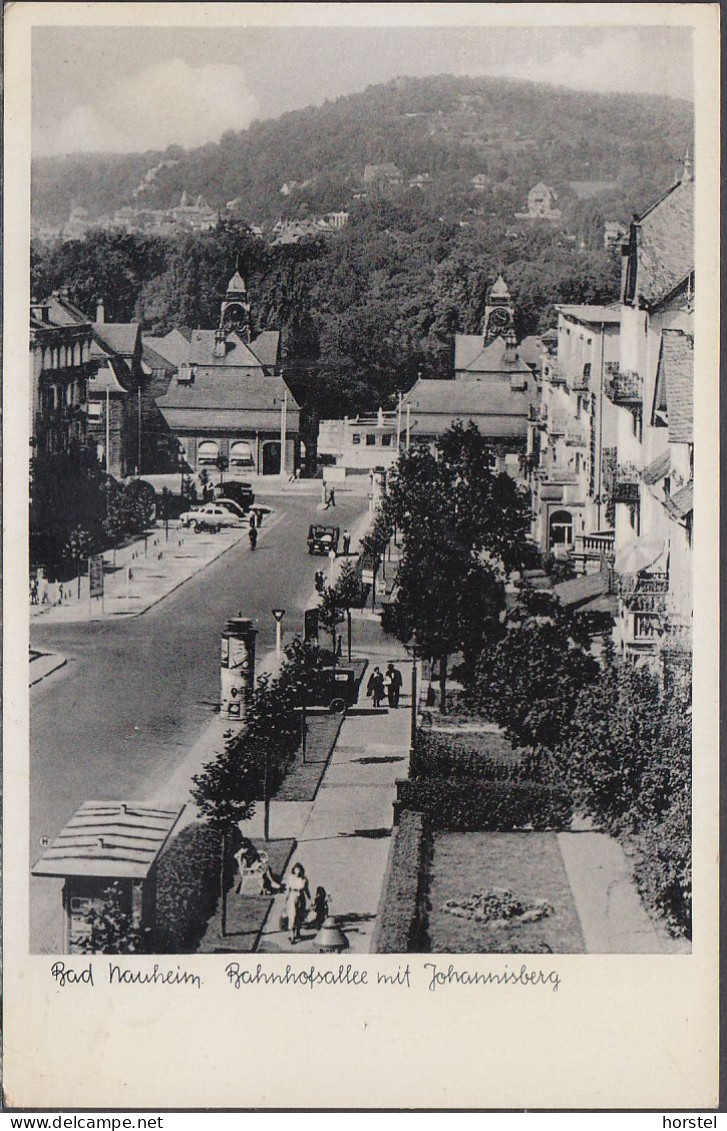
[366,662,403,708]
[234,839,328,946]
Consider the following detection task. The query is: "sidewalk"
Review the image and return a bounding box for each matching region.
[30,510,282,626]
[253,688,411,954]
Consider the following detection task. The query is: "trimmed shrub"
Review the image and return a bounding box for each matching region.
[395,778,572,832]
[630,802,692,939]
[372,811,430,953]
[411,729,523,783]
[154,821,241,953]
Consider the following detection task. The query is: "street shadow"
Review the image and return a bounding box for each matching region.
[352,755,405,765]
[345,707,389,717]
[336,912,376,927]
[340,827,392,839]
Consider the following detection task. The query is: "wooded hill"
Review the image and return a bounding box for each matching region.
[32,73,693,228]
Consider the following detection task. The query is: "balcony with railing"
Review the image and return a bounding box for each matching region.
[573,530,615,562]
[611,462,641,504]
[605,364,642,404]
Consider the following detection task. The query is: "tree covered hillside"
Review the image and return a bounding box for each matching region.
[32,73,693,227]
[32,197,621,454]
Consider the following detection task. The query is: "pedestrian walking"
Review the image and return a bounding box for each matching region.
[315,569,325,594]
[367,666,385,709]
[248,526,258,550]
[30,576,39,605]
[308,886,329,932]
[285,862,311,945]
[385,662,403,708]
[325,488,336,509]
[256,509,263,528]
[342,529,351,556]
[248,513,256,530]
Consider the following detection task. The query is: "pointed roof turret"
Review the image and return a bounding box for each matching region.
[489,273,510,299]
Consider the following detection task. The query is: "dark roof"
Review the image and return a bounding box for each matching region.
[88,358,130,395]
[553,570,610,609]
[142,343,178,373]
[634,178,694,306]
[402,378,529,440]
[653,330,693,442]
[157,369,300,434]
[93,322,140,357]
[143,330,194,369]
[250,330,281,369]
[454,334,533,376]
[642,449,671,485]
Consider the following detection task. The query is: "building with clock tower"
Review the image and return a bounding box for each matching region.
[482,274,515,344]
[401,274,537,473]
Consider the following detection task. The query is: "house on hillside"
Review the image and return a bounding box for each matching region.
[515,182,562,222]
[363,163,403,198]
[471,174,489,192]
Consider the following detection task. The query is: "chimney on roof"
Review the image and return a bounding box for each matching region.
[96,296,105,323]
[505,328,517,364]
[213,329,227,359]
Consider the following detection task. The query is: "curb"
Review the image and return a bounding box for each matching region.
[29,653,68,687]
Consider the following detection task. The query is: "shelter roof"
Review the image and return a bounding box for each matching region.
[454,334,533,376]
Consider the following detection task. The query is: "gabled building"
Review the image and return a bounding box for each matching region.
[403,275,536,474]
[515,182,562,222]
[150,267,300,478]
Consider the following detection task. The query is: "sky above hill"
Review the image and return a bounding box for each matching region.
[32,24,693,157]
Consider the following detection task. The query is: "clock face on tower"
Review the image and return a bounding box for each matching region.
[487,306,511,333]
[223,303,247,330]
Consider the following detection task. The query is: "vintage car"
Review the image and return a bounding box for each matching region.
[307,524,340,556]
[179,504,245,533]
[308,666,358,713]
[215,481,255,511]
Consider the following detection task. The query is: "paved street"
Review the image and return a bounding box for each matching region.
[30,490,367,952]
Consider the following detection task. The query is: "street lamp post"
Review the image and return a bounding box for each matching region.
[272,608,285,658]
[404,633,425,761]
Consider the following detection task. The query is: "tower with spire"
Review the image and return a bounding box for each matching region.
[219,255,252,342]
[482,274,515,345]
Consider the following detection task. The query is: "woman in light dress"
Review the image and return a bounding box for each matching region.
[285,862,311,945]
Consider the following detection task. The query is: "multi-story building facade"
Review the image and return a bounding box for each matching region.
[528,162,694,669]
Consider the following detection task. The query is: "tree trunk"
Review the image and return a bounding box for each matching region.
[347,610,352,661]
[220,828,228,937]
[439,654,448,715]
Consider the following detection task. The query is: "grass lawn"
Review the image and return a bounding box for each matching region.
[426,831,585,954]
[273,713,345,802]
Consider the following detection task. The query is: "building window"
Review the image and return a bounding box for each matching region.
[230,440,254,467]
[549,510,574,547]
[365,434,377,446]
[381,434,393,447]
[197,440,220,467]
[351,433,361,445]
[86,402,102,421]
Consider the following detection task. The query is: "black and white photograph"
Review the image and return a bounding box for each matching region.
[4,1,719,1112]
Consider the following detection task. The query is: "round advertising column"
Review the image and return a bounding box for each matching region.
[220,616,258,726]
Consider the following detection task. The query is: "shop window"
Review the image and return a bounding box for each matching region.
[197,440,220,467]
[381,434,393,447]
[230,440,254,467]
[365,434,377,446]
[351,433,361,445]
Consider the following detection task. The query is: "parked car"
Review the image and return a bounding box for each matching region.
[307,524,340,555]
[216,481,255,511]
[214,498,248,521]
[307,666,358,713]
[179,504,244,533]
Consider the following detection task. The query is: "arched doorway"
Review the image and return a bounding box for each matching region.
[262,441,281,475]
[549,509,574,549]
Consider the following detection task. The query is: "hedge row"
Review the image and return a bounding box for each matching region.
[411,730,523,783]
[154,821,241,953]
[371,811,430,954]
[394,778,572,832]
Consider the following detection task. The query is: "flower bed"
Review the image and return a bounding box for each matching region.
[427,832,585,953]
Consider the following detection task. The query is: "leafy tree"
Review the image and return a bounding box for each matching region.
[72,881,145,954]
[323,560,367,661]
